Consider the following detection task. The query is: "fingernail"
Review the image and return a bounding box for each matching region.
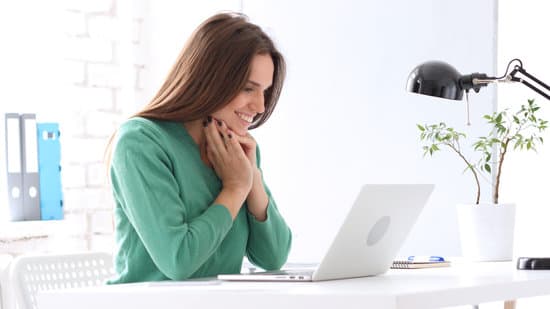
[207,116,212,123]
[217,120,222,126]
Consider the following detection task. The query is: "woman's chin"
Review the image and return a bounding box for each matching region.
[226,125,248,137]
[235,129,248,137]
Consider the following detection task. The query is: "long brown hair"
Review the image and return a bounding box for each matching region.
[105,12,286,166]
[136,12,285,126]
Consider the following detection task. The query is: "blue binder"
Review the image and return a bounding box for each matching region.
[37,123,63,220]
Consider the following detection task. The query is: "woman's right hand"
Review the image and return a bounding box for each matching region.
[204,117,253,218]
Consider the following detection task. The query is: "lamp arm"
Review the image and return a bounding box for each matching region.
[468,60,550,100]
[509,66,550,100]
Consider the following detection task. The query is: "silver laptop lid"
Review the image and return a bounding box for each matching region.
[312,184,434,281]
[217,184,434,282]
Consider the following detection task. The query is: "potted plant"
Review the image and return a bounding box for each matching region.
[417,99,548,261]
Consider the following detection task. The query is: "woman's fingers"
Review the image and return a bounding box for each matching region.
[225,129,249,160]
[205,117,251,167]
[203,117,253,194]
[204,117,227,157]
[229,132,257,166]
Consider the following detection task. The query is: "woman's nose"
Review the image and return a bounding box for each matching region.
[251,94,266,114]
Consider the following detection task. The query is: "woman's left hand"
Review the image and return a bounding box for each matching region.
[231,131,268,221]
[233,133,258,170]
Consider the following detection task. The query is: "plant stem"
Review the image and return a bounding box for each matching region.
[448,143,481,204]
[493,138,510,204]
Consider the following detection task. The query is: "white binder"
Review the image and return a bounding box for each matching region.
[4,113,24,221]
[20,114,41,220]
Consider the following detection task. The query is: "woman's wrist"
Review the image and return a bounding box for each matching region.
[246,169,268,221]
[215,187,248,219]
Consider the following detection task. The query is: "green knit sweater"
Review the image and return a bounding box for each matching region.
[108,117,292,283]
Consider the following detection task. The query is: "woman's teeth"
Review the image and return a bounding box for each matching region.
[236,112,253,123]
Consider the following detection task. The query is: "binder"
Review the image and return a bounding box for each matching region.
[4,113,24,221]
[37,123,63,220]
[20,114,41,220]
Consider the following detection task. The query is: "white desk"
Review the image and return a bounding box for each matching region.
[37,262,550,309]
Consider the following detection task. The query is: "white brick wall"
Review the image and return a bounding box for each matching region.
[61,60,87,85]
[65,38,114,62]
[88,63,122,88]
[63,11,87,36]
[63,164,87,188]
[63,137,109,163]
[63,187,114,212]
[64,0,114,14]
[64,87,114,111]
[86,161,109,187]
[0,0,146,256]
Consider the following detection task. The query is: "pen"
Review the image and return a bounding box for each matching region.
[407,256,445,262]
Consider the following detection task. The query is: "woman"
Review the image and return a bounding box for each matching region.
[107,12,292,283]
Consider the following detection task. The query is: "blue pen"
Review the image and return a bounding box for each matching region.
[407,256,445,262]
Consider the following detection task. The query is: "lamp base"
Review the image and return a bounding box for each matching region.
[517,257,550,270]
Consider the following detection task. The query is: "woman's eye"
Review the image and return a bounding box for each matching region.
[243,87,254,93]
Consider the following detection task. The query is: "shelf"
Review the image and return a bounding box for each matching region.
[0,220,65,241]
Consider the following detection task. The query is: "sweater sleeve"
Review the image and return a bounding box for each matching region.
[245,146,292,270]
[110,123,233,280]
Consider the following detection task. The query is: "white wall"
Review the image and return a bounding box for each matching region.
[498,0,550,262]
[498,4,550,308]
[0,1,65,222]
[0,0,144,254]
[140,0,498,262]
[138,0,242,108]
[243,0,497,262]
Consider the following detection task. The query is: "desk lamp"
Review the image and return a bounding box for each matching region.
[406,58,550,270]
[406,58,549,101]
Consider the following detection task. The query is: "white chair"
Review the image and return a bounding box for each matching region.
[0,254,15,309]
[8,252,114,309]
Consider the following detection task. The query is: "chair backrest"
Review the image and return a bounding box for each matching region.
[9,252,114,309]
[0,254,15,309]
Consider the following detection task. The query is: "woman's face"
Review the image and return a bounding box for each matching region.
[211,53,274,136]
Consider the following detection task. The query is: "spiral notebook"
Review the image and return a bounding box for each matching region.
[391,260,451,269]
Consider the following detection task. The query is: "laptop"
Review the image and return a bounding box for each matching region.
[217,184,435,282]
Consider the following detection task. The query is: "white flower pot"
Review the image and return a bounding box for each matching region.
[456,203,516,261]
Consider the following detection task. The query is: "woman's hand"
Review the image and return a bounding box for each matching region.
[232,130,269,221]
[204,117,253,218]
[232,132,258,170]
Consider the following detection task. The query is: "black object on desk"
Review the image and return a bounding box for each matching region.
[517,257,550,270]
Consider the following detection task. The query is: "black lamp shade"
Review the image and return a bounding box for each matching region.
[407,61,464,100]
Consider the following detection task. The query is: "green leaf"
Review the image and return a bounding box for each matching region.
[417,124,425,131]
[484,164,491,173]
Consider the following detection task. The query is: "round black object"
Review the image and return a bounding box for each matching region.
[407,61,464,100]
